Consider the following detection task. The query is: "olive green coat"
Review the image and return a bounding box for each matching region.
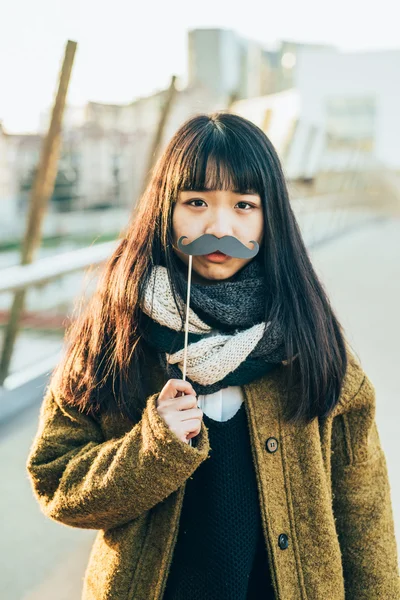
[26,349,400,599]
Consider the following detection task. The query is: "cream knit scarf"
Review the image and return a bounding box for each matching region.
[139,258,287,395]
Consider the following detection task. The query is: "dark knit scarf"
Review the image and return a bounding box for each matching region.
[140,255,287,395]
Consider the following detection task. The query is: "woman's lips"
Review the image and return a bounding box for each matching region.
[204,251,230,263]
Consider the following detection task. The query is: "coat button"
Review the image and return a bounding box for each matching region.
[266,437,279,453]
[278,533,289,550]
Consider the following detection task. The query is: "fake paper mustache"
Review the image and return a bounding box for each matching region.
[177,234,259,259]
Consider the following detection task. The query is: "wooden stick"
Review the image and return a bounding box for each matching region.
[182,254,192,381]
[182,255,194,447]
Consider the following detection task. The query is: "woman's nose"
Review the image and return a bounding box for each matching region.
[204,212,234,238]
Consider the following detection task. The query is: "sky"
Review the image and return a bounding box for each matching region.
[1,0,399,134]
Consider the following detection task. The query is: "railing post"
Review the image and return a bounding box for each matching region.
[0,40,77,385]
[139,75,178,199]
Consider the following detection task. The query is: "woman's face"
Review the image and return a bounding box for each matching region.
[172,188,264,284]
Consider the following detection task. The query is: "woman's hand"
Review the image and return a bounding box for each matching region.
[157,379,203,444]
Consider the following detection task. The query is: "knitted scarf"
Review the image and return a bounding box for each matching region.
[139,256,288,395]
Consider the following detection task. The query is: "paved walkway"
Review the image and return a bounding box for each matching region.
[1,216,399,599]
[309,216,400,543]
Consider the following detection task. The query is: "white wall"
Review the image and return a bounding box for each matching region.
[295,49,400,169]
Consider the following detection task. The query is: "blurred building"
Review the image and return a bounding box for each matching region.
[187,29,335,100]
[188,29,242,99]
[51,82,223,210]
[0,123,14,226]
[1,29,341,235]
[0,128,44,240]
[2,81,223,232]
[275,41,337,92]
[2,30,400,241]
[232,46,400,179]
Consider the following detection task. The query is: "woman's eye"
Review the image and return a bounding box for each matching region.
[187,199,206,207]
[185,199,255,209]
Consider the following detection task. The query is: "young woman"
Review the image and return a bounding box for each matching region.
[26,112,399,600]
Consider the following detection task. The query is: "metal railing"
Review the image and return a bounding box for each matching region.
[0,240,117,295]
[0,242,117,391]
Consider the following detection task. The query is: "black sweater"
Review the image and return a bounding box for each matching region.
[162,401,275,599]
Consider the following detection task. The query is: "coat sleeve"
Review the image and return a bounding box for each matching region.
[26,385,210,531]
[331,370,400,599]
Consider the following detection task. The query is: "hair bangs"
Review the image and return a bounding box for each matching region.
[173,126,264,197]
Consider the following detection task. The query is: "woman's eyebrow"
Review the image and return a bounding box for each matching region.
[234,190,258,195]
[180,188,258,195]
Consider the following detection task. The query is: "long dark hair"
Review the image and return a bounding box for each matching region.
[53,111,349,425]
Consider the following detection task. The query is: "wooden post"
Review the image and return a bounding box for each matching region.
[140,75,177,198]
[281,117,299,164]
[227,90,239,111]
[299,123,317,180]
[0,40,77,385]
